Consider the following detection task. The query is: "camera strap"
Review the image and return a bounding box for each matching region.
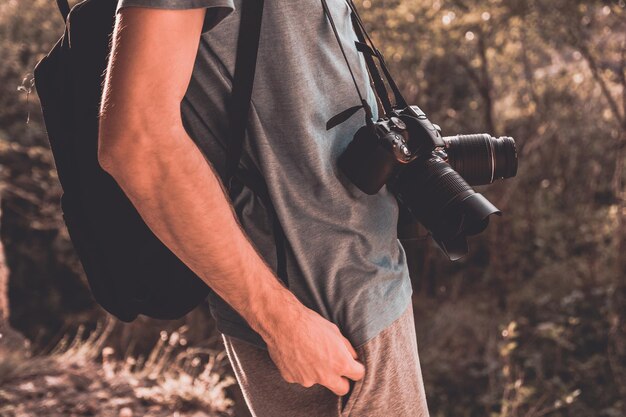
[320,0,375,128]
[55,0,70,20]
[323,0,409,129]
[346,0,408,110]
[348,14,394,116]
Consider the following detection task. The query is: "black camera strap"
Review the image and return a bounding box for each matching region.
[55,0,70,20]
[320,0,375,128]
[322,0,409,129]
[346,0,408,110]
[348,13,394,116]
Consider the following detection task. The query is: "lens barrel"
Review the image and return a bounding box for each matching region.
[443,134,518,186]
[391,155,501,260]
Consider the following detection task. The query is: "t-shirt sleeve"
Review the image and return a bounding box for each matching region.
[115,0,235,33]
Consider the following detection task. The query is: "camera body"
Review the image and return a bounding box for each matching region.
[339,105,444,194]
[338,105,518,260]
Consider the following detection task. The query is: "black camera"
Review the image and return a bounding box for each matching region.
[338,105,518,260]
[320,0,518,259]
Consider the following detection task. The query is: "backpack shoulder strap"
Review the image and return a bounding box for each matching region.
[224,0,289,287]
[225,0,264,196]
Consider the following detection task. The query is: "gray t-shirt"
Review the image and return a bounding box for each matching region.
[115,0,412,349]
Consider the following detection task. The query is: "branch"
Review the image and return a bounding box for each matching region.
[455,54,482,89]
[578,43,625,128]
[620,42,626,130]
[476,27,495,133]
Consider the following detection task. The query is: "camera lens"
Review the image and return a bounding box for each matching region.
[443,134,518,186]
[391,155,500,260]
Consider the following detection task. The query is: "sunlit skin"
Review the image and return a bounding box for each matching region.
[97,7,365,396]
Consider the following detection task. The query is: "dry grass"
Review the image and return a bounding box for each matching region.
[0,319,236,417]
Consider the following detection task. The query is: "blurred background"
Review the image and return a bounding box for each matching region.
[0,0,624,416]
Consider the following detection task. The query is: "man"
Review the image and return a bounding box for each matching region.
[98,0,430,415]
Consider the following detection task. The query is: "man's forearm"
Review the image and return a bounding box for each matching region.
[98,122,301,340]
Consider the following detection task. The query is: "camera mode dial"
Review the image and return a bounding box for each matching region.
[376,117,414,164]
[387,131,412,163]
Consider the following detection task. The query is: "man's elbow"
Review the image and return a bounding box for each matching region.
[98,84,185,177]
[98,111,158,177]
[97,124,155,184]
[97,130,132,178]
[98,91,188,180]
[97,117,185,184]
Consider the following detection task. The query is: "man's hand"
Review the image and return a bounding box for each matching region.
[99,5,363,395]
[263,304,366,396]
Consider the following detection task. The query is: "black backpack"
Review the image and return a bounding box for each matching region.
[33,0,275,322]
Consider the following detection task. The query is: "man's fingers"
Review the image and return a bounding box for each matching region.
[343,358,366,381]
[340,336,365,381]
[342,337,358,359]
[325,376,350,396]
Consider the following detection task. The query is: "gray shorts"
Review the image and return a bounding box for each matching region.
[222,302,430,417]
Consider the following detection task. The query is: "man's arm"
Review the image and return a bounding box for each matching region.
[98,7,364,395]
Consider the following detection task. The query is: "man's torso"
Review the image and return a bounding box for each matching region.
[117,0,413,348]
